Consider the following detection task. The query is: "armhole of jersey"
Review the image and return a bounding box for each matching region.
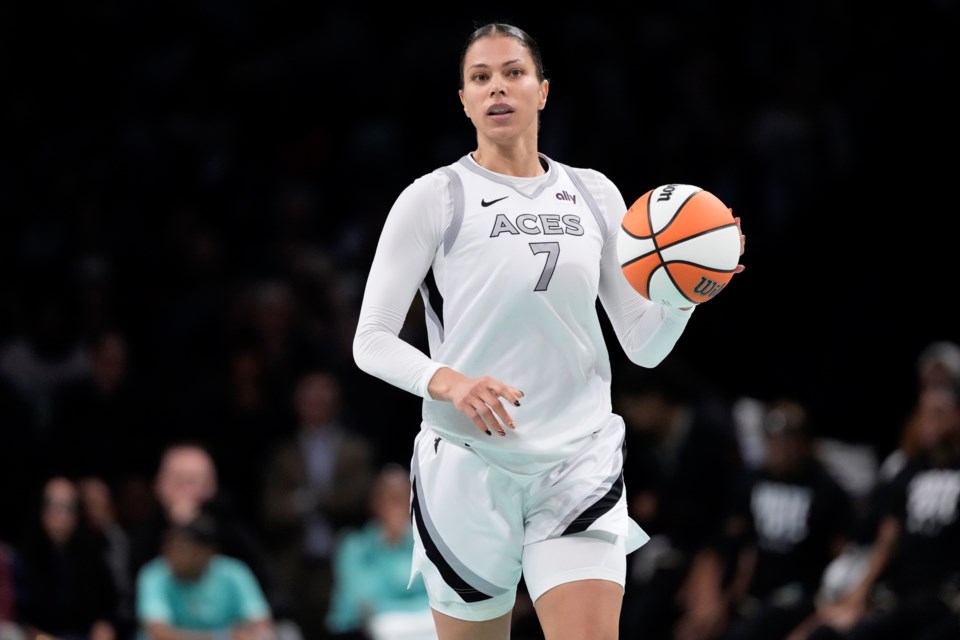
[437,167,465,256]
[556,162,609,239]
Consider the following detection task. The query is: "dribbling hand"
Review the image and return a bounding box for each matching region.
[733,213,745,273]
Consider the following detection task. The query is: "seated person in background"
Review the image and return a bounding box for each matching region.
[128,442,274,609]
[615,361,744,639]
[674,398,854,640]
[0,541,24,640]
[78,476,135,640]
[258,370,376,638]
[14,476,117,640]
[800,381,960,640]
[326,464,433,640]
[136,515,276,640]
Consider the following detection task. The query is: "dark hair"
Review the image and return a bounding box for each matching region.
[458,23,547,91]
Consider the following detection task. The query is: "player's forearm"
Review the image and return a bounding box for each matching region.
[607,295,693,367]
[353,305,445,398]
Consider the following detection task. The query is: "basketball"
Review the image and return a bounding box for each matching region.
[617,183,740,307]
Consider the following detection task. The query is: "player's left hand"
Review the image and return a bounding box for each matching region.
[732,212,745,274]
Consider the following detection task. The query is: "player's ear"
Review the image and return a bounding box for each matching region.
[459,90,469,117]
[538,80,549,110]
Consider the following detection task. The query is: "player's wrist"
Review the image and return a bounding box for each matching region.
[427,366,458,401]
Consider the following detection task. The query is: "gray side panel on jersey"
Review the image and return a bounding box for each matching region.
[438,167,464,256]
[556,162,608,239]
[456,154,560,199]
[419,273,444,343]
[411,449,510,598]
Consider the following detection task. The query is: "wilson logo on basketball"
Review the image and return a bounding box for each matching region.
[693,277,726,298]
[656,184,679,202]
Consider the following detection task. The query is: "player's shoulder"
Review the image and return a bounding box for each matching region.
[400,158,465,199]
[549,157,617,190]
[553,159,623,201]
[549,158,626,224]
[390,170,451,215]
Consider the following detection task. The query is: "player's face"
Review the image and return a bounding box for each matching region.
[459,35,548,144]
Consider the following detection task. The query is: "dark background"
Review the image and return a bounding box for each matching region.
[2,2,957,487]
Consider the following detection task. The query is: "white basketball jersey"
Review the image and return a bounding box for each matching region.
[420,154,612,463]
[354,153,694,471]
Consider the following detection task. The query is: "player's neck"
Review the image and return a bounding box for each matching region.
[472,138,544,177]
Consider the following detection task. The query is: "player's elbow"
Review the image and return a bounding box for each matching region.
[625,350,668,369]
[352,329,374,375]
[620,329,682,368]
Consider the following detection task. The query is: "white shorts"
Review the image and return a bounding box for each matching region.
[408,415,649,621]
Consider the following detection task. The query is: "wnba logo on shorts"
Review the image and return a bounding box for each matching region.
[694,276,725,298]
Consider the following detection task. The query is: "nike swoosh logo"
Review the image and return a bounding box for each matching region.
[481,196,509,207]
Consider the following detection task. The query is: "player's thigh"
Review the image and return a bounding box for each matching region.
[522,532,626,603]
[431,609,513,640]
[410,429,526,622]
[524,533,626,640]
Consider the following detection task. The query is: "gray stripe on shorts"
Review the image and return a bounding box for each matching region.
[550,467,623,537]
[412,449,509,599]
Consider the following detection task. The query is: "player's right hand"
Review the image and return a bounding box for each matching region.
[427,367,524,436]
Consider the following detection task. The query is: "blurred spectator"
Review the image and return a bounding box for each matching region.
[78,476,135,640]
[847,340,960,550]
[0,541,20,637]
[12,476,118,640]
[47,329,152,485]
[0,544,11,614]
[878,339,960,484]
[0,376,39,545]
[285,249,357,370]
[674,398,855,640]
[326,463,433,640]
[915,340,960,390]
[0,278,90,431]
[127,443,274,613]
[135,514,277,640]
[802,382,960,640]
[245,280,333,406]
[196,344,288,524]
[614,360,743,639]
[258,370,376,640]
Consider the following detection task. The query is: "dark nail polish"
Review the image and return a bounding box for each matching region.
[485,430,492,436]
[513,400,521,407]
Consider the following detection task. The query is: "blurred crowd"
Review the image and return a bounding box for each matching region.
[2,3,958,639]
[1,322,958,640]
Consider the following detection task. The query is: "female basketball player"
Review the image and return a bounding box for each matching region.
[353,22,745,640]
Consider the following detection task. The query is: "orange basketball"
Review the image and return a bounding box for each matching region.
[617,184,740,307]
